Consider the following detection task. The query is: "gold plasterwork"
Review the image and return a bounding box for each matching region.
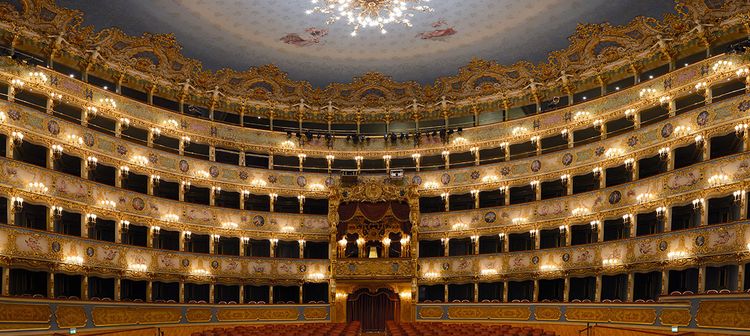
[215,308,299,322]
[534,306,562,321]
[303,307,329,320]
[1,1,748,122]
[696,300,750,329]
[565,307,610,322]
[0,303,51,323]
[91,307,181,326]
[446,306,531,320]
[185,308,212,323]
[660,308,692,327]
[417,306,444,319]
[55,305,87,329]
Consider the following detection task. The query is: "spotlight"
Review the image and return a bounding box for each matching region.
[287,131,292,138]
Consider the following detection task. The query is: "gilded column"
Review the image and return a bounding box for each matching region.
[563,277,570,302]
[179,281,185,303]
[698,266,706,293]
[114,278,121,301]
[269,286,274,304]
[443,284,449,303]
[209,283,215,304]
[81,276,89,300]
[473,283,479,303]
[239,285,245,304]
[594,275,602,302]
[626,273,635,302]
[146,281,153,302]
[299,285,304,304]
[1,267,9,296]
[660,270,669,295]
[502,281,509,302]
[48,272,55,299]
[532,279,539,302]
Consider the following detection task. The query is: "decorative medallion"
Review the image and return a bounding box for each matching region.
[391,262,400,272]
[663,78,673,90]
[608,191,622,205]
[532,256,539,264]
[412,175,422,185]
[86,247,95,257]
[131,197,145,211]
[441,262,450,271]
[83,132,95,147]
[181,259,190,267]
[148,153,158,164]
[627,135,638,147]
[252,215,265,227]
[268,175,277,184]
[484,211,497,223]
[562,253,570,262]
[298,265,307,273]
[51,241,61,252]
[659,241,668,251]
[530,160,541,172]
[179,160,190,173]
[209,166,219,178]
[297,175,307,187]
[440,173,451,185]
[739,100,750,112]
[595,146,605,156]
[325,176,335,186]
[348,264,356,272]
[47,120,60,135]
[211,260,220,269]
[696,111,709,126]
[695,235,705,247]
[500,167,511,176]
[661,123,674,138]
[116,144,128,156]
[210,126,218,136]
[470,171,480,180]
[561,153,573,166]
[238,170,248,180]
[7,109,20,121]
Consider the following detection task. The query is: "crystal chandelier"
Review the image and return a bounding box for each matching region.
[306,0,433,36]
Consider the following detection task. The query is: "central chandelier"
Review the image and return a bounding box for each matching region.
[306,0,433,36]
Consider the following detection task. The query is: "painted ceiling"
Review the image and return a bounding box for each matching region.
[56,0,676,87]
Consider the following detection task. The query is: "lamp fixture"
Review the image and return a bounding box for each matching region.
[11,197,23,213]
[305,0,433,36]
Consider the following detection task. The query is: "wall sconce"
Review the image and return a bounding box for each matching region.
[440,237,449,245]
[117,166,129,180]
[708,174,729,186]
[163,118,178,128]
[0,111,6,123]
[10,78,25,88]
[470,190,480,201]
[222,222,238,229]
[498,233,506,242]
[530,136,540,146]
[572,207,589,216]
[733,190,744,203]
[658,147,670,161]
[326,154,335,165]
[622,214,633,226]
[211,186,221,196]
[411,153,421,162]
[529,180,539,191]
[736,67,749,77]
[512,217,526,225]
[592,167,602,178]
[560,129,569,140]
[667,250,688,260]
[338,237,348,247]
[51,205,63,220]
[636,193,653,204]
[451,223,468,231]
[297,194,306,205]
[11,131,23,146]
[692,198,704,211]
[470,235,479,243]
[120,220,130,232]
[149,127,161,139]
[712,59,735,72]
[590,220,600,233]
[558,225,567,234]
[241,237,250,246]
[11,197,23,213]
[280,140,295,149]
[694,81,707,91]
[211,234,220,243]
[736,123,749,138]
[441,150,450,159]
[85,213,97,225]
[151,174,161,188]
[656,206,666,220]
[560,174,570,186]
[132,155,149,166]
[27,71,48,83]
[152,226,161,236]
[382,154,391,164]
[511,126,528,136]
[624,158,635,171]
[399,291,412,300]
[163,214,179,222]
[658,96,671,105]
[27,182,48,193]
[85,106,98,120]
[51,144,63,159]
[181,180,191,191]
[694,135,704,147]
[119,117,130,130]
[573,111,590,121]
[356,237,365,246]
[592,119,603,131]
[400,235,410,246]
[99,199,116,209]
[184,231,192,241]
[180,136,191,146]
[498,186,508,196]
[87,156,98,169]
[499,142,509,156]
[624,108,636,120]
[469,146,479,155]
[99,97,117,109]
[440,192,449,200]
[298,153,307,163]
[382,237,391,246]
[529,229,538,239]
[638,87,656,98]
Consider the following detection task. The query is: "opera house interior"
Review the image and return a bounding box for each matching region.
[2,0,750,335]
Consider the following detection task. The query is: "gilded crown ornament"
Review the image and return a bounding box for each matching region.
[306,0,433,36]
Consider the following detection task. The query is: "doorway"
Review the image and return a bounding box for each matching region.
[346,288,400,332]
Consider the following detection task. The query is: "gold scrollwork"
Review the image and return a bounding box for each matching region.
[55,305,87,328]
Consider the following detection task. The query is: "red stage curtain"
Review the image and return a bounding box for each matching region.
[346,288,400,332]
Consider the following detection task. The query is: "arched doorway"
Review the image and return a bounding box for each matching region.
[346,288,400,332]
